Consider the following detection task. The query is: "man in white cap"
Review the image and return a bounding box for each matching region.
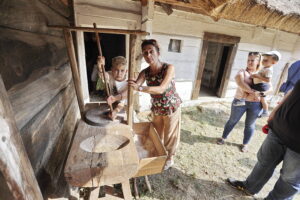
[226,78,300,200]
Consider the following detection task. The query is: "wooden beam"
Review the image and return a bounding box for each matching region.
[127,34,137,127]
[20,82,76,173]
[159,3,173,15]
[0,76,43,200]
[191,40,209,100]
[63,29,85,117]
[49,25,149,35]
[141,0,148,6]
[8,65,72,130]
[203,32,241,44]
[155,0,212,15]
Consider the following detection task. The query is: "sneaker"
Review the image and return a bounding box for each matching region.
[240,144,248,152]
[164,159,174,170]
[260,110,269,118]
[233,99,246,106]
[216,138,225,145]
[226,178,253,196]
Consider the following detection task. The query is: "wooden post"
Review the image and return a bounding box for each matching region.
[0,76,43,200]
[127,34,137,127]
[274,62,289,95]
[63,29,85,118]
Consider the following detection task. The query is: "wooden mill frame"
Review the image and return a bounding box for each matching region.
[191,32,241,99]
[48,25,148,126]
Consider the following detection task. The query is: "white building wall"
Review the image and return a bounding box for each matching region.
[138,33,202,111]
[151,6,300,101]
[73,2,300,111]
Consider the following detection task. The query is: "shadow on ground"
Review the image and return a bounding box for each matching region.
[141,167,258,200]
[181,129,241,148]
[183,105,264,132]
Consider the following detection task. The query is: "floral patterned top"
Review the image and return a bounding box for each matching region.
[144,63,182,116]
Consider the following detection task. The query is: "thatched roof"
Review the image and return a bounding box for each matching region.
[154,0,300,34]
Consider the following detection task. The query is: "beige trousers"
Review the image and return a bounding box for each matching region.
[152,108,181,159]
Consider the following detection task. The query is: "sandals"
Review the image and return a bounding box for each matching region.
[240,144,248,152]
[216,138,225,145]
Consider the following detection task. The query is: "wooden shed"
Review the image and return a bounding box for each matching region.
[0,0,300,199]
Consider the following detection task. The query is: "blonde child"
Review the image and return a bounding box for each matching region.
[97,56,128,120]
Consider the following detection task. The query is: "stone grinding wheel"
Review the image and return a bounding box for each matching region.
[85,104,123,127]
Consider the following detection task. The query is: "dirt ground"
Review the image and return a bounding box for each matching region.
[136,102,300,200]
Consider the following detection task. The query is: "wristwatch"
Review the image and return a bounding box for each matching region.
[138,86,143,91]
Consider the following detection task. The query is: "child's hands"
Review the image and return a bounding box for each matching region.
[107,95,116,105]
[97,56,105,68]
[250,74,260,79]
[108,110,117,120]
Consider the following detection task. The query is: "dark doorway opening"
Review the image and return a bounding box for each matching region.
[192,32,240,100]
[84,32,126,100]
[200,42,232,97]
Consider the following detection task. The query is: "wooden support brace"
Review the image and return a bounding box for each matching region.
[121,180,132,200]
[0,76,43,200]
[48,25,149,35]
[127,34,137,127]
[63,29,85,118]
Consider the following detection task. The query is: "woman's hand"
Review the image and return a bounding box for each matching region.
[128,80,139,91]
[107,95,117,105]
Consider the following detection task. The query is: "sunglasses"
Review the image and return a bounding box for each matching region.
[248,52,261,56]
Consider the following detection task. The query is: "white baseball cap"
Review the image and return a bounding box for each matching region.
[262,50,281,61]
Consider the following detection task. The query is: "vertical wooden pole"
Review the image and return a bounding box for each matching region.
[63,29,85,118]
[127,34,137,127]
[93,23,111,96]
[93,23,113,112]
[0,76,43,200]
[274,62,289,95]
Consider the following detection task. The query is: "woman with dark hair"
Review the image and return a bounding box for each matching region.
[128,39,182,170]
[217,52,265,152]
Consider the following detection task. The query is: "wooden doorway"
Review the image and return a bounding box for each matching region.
[191,32,240,99]
[84,33,127,101]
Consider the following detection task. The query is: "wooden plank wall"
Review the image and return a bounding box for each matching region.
[0,0,79,198]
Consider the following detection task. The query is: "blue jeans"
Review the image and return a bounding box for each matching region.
[244,130,300,199]
[222,99,262,144]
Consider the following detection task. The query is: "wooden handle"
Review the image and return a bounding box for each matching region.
[93,23,113,112]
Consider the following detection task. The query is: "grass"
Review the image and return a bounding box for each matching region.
[137,102,300,200]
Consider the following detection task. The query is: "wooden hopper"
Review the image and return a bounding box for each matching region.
[133,122,168,177]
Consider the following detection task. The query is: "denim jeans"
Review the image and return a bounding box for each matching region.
[222,98,262,144]
[244,130,300,199]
